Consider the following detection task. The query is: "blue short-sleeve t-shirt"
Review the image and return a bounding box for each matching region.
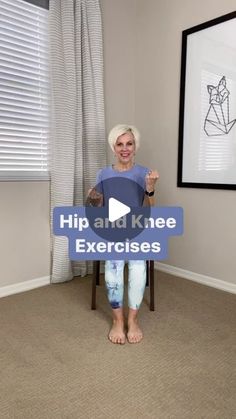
[96,164,149,207]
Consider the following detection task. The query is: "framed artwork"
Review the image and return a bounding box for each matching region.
[178,11,236,190]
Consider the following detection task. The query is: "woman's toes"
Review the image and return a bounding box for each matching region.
[127,322,143,343]
[108,329,126,344]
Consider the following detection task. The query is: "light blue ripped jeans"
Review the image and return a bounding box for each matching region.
[105,260,146,310]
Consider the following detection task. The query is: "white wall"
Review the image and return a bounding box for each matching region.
[100,0,136,162]
[0,182,50,287]
[135,0,236,285]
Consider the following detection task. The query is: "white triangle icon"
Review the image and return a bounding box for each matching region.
[108,198,131,222]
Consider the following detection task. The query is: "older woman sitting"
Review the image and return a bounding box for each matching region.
[89,124,159,344]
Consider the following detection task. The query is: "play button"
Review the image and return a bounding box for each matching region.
[85,176,151,242]
[108,198,130,222]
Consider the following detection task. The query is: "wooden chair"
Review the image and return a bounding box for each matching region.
[91,260,155,311]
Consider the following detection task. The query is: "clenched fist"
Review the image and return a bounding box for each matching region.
[86,187,103,207]
[145,170,159,192]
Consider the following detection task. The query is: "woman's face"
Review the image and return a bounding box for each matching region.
[114,131,136,164]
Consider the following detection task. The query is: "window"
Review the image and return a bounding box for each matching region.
[0,0,50,181]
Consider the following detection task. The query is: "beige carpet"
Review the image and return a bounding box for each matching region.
[0,271,235,419]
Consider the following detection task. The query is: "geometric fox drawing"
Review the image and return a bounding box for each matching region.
[204,76,236,136]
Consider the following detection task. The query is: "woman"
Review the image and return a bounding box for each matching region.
[89,124,159,344]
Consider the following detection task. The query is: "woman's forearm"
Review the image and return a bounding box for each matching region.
[143,195,155,207]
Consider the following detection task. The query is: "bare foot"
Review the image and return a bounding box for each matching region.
[108,320,126,344]
[127,320,143,343]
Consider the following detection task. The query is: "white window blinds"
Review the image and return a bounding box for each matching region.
[0,0,49,180]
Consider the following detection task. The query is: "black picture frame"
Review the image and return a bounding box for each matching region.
[178,11,236,190]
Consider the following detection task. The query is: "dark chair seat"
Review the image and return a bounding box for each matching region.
[91,260,155,311]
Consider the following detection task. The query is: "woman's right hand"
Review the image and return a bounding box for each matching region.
[86,187,103,207]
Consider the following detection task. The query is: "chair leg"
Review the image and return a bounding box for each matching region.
[95,261,100,285]
[150,261,155,311]
[91,261,100,310]
[146,260,149,287]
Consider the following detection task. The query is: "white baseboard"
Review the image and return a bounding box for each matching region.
[0,276,50,298]
[155,262,236,294]
[1,264,235,298]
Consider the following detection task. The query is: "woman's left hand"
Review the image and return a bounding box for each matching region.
[145,170,159,192]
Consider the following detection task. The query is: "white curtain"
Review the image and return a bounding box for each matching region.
[49,0,106,283]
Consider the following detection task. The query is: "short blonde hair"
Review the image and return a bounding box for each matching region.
[108,124,140,152]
